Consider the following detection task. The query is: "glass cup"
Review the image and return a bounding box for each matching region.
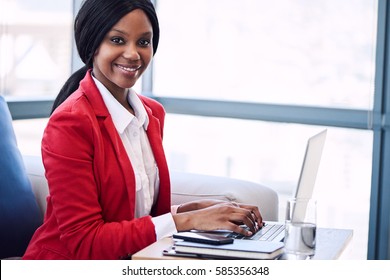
[284,198,317,260]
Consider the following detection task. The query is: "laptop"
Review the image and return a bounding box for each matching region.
[166,129,327,258]
[225,129,327,242]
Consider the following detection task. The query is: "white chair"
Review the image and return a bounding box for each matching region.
[23,155,279,221]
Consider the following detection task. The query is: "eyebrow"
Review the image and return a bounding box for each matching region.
[110,29,152,37]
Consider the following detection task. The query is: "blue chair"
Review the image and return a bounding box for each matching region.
[0,96,42,258]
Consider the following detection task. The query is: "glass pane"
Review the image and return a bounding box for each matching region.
[0,0,73,97]
[163,114,372,259]
[155,0,377,110]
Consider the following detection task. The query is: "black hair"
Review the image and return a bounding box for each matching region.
[51,0,159,113]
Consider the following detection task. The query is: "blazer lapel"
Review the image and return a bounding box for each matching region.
[143,106,171,216]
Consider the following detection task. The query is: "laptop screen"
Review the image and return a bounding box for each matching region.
[294,129,327,199]
[292,129,327,222]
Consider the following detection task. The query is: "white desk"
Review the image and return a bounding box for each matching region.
[132,228,353,260]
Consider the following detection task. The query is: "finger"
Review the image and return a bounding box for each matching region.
[241,208,261,232]
[228,222,254,237]
[251,209,263,228]
[241,205,262,228]
[232,201,240,206]
[242,213,257,234]
[250,210,259,230]
[240,205,263,228]
[230,211,257,236]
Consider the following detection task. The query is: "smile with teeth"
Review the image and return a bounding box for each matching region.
[117,64,141,72]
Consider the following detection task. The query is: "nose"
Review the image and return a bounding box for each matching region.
[123,42,140,60]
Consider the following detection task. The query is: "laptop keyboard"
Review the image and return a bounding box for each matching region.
[227,223,285,241]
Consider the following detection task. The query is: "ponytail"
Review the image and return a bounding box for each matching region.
[51,65,88,114]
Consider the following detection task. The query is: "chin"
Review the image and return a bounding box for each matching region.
[115,80,137,90]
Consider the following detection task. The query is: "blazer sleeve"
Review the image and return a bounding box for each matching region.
[41,97,157,259]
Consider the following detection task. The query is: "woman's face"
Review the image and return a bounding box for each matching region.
[93,9,153,96]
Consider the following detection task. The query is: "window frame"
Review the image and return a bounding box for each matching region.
[4,0,390,259]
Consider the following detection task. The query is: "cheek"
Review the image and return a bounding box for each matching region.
[143,51,153,67]
[93,46,112,67]
[93,51,103,69]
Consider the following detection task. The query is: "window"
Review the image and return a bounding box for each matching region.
[0,0,73,98]
[154,0,377,110]
[154,0,378,259]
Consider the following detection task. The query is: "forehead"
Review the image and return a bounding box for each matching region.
[111,9,153,35]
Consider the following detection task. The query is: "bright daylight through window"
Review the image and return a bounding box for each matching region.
[1,0,379,259]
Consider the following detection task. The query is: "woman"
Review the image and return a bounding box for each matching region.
[23,0,263,260]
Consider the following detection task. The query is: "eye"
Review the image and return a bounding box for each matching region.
[111,37,125,45]
[138,39,151,47]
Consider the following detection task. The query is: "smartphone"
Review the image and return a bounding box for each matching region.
[173,232,234,245]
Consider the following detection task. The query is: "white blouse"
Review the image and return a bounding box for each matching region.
[92,76,177,239]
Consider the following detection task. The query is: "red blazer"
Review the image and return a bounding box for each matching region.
[23,71,171,259]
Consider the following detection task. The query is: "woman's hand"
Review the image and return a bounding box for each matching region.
[236,202,263,229]
[172,201,263,237]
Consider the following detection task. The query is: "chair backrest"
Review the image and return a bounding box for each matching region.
[23,155,49,216]
[170,171,279,221]
[0,96,42,258]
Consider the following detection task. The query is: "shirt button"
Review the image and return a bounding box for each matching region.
[133,132,138,137]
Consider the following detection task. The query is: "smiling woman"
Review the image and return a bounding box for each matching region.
[21,0,265,260]
[23,0,168,260]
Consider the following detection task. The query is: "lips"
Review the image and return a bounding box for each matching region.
[116,64,141,72]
